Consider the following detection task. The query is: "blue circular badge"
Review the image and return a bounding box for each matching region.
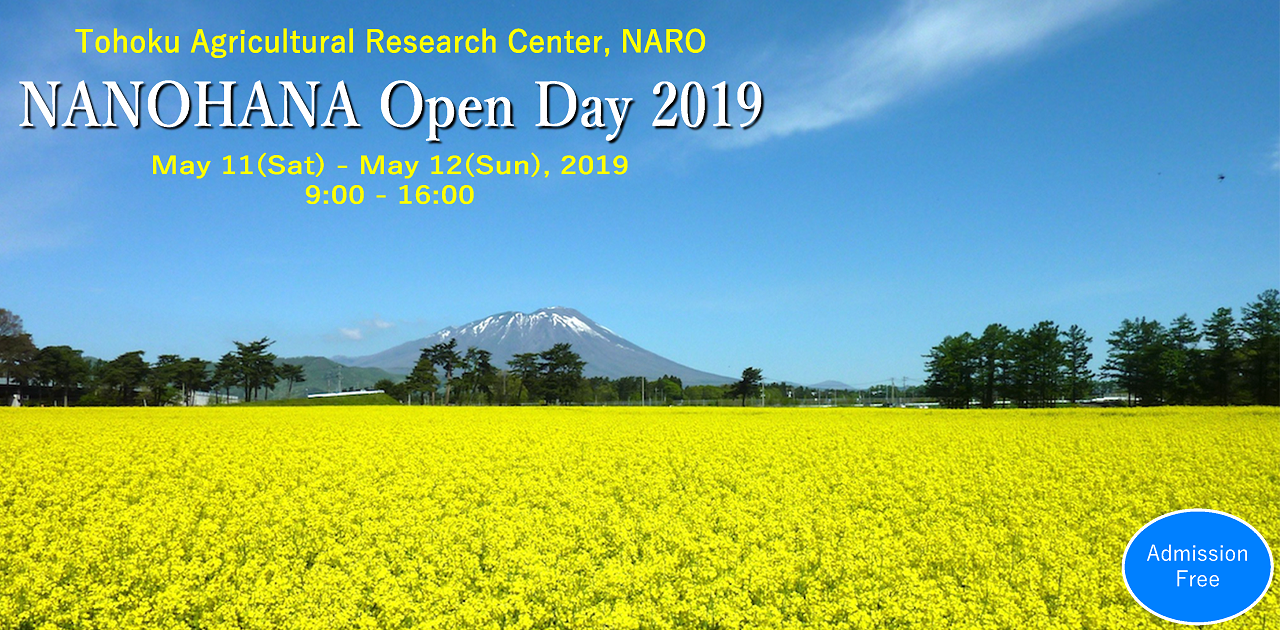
[1123,509,1273,625]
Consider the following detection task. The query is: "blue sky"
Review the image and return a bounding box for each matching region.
[2,0,1276,386]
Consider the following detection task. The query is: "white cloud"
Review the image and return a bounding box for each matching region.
[332,316,396,342]
[739,0,1147,145]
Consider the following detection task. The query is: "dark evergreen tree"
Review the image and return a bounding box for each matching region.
[1240,289,1280,405]
[212,352,240,402]
[1201,307,1241,405]
[509,352,541,403]
[459,347,498,404]
[0,308,37,399]
[1104,318,1168,405]
[975,324,1010,408]
[100,350,149,405]
[1000,329,1033,407]
[1062,325,1093,404]
[1024,321,1065,407]
[174,357,212,406]
[925,334,977,408]
[425,338,463,404]
[614,376,643,403]
[146,354,183,406]
[407,349,442,404]
[728,366,765,406]
[233,338,278,402]
[35,345,89,406]
[537,343,586,404]
[278,363,306,399]
[1163,315,1201,405]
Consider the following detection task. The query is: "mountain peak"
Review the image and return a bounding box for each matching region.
[443,307,609,342]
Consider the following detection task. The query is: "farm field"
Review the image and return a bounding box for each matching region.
[0,407,1276,629]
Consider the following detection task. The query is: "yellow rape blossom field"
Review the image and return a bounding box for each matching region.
[0,406,1276,629]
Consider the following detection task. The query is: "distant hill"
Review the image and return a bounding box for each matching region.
[334,307,734,385]
[269,356,401,399]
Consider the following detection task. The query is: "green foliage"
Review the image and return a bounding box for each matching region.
[233,338,278,402]
[277,363,306,399]
[646,375,683,404]
[510,352,541,403]
[213,352,240,400]
[458,347,498,404]
[172,358,212,406]
[0,308,38,395]
[929,321,1084,408]
[1163,315,1201,405]
[145,354,183,406]
[615,375,644,403]
[536,343,587,404]
[1103,315,1203,406]
[1062,325,1093,404]
[1023,321,1065,407]
[98,351,149,406]
[1201,307,1240,405]
[584,376,618,403]
[683,384,727,400]
[924,288,1278,408]
[925,334,977,408]
[727,367,764,405]
[975,324,1010,408]
[406,350,442,405]
[35,345,89,406]
[1241,289,1280,405]
[424,339,463,404]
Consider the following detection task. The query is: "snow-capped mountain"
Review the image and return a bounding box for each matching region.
[333,307,734,385]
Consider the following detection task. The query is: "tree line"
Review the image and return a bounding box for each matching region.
[379,339,589,405]
[923,289,1279,408]
[386,342,761,406]
[0,311,307,406]
[375,353,775,407]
